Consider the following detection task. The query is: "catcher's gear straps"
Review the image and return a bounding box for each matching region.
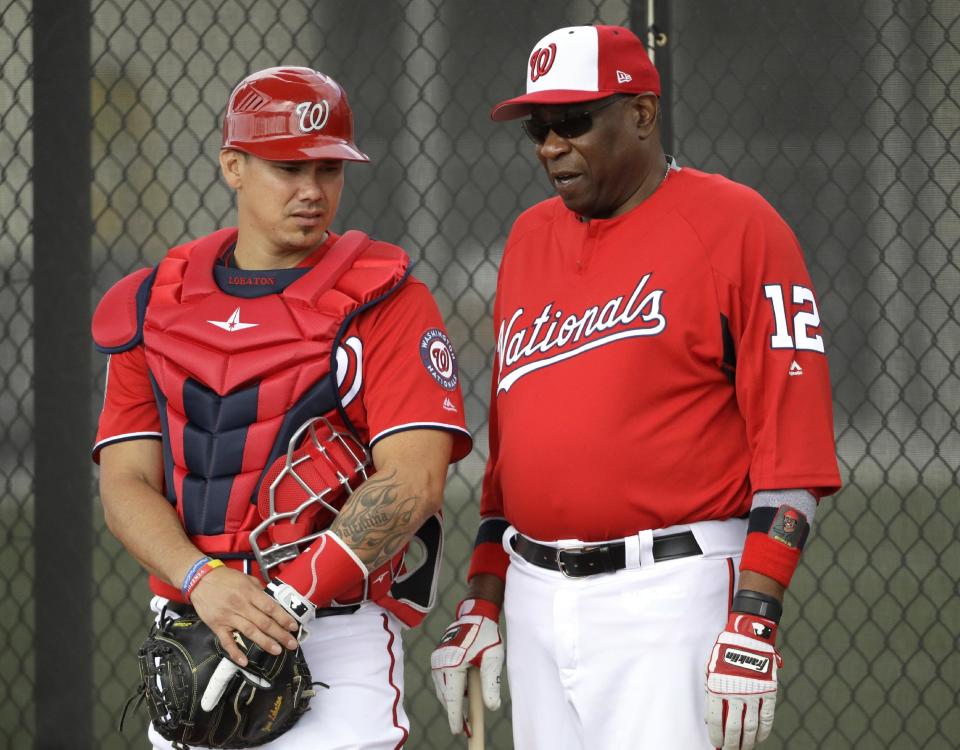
[118,681,146,735]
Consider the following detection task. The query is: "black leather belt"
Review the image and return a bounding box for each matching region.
[510,531,702,578]
[316,603,360,618]
[165,601,359,619]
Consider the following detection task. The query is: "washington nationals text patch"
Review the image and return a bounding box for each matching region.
[419,328,458,390]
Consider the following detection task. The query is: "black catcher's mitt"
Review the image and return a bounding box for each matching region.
[124,608,314,749]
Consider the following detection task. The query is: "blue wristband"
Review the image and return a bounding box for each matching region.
[181,556,211,597]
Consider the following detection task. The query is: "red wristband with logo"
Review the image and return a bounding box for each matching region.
[739,504,809,588]
[739,533,803,588]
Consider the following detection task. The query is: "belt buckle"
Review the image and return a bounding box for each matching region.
[555,548,576,578]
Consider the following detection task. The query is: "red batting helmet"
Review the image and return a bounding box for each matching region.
[222,67,369,162]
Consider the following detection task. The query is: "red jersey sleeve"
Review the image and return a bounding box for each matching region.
[468,285,511,582]
[93,346,162,463]
[721,200,841,496]
[479,357,504,522]
[353,276,472,461]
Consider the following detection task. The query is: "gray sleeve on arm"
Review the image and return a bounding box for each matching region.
[751,489,817,524]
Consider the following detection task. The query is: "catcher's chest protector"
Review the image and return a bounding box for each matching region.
[94,228,408,551]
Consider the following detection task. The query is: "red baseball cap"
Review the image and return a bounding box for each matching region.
[491,25,661,121]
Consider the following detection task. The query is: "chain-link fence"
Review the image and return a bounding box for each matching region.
[670,3,960,748]
[2,0,958,748]
[1,2,36,749]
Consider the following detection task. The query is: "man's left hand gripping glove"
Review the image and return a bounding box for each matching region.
[430,598,504,734]
[200,579,315,712]
[705,612,783,750]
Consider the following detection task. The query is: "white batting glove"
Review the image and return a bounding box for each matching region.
[200,579,315,712]
[705,612,783,749]
[430,598,504,734]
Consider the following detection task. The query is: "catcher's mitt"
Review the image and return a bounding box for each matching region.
[123,608,314,749]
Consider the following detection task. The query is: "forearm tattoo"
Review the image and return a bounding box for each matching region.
[329,469,423,570]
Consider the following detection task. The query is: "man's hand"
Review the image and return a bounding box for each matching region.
[200,579,315,712]
[705,612,782,750]
[189,567,301,666]
[430,598,504,734]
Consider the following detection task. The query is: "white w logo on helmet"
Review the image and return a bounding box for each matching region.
[295,100,330,132]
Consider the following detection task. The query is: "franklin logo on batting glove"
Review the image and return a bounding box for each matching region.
[722,649,771,673]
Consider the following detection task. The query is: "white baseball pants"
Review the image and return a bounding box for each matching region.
[503,519,747,750]
[146,600,409,750]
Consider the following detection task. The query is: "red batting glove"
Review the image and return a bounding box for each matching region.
[705,612,783,750]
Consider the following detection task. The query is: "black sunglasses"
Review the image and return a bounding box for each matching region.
[520,95,626,145]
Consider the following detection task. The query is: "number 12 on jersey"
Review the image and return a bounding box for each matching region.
[763,284,824,353]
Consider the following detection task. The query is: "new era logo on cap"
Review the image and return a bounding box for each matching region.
[491,25,661,121]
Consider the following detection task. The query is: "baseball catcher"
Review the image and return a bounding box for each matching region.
[95,65,472,749]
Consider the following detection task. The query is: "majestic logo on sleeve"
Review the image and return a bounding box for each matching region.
[419,329,459,391]
[496,274,665,393]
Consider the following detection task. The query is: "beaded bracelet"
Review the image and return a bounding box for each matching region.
[181,556,225,601]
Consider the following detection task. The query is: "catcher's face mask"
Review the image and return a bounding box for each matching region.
[249,416,370,581]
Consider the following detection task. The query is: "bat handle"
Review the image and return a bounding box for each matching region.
[466,666,485,750]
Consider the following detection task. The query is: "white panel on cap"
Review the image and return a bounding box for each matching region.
[526,26,599,94]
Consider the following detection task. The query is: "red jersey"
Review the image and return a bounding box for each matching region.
[480,166,840,544]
